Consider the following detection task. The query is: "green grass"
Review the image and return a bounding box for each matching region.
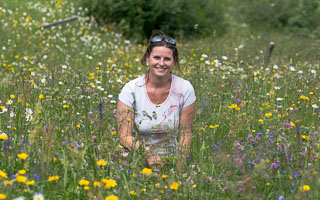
[1,0,320,199]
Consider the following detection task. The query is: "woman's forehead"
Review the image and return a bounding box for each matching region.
[150,46,173,56]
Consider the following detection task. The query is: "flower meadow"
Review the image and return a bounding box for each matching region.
[1,0,320,199]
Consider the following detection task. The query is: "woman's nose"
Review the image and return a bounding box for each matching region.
[159,59,165,66]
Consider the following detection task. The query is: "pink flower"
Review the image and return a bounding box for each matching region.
[270,162,277,169]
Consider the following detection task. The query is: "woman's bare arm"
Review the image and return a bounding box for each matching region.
[179,102,195,152]
[177,102,196,171]
[117,101,141,150]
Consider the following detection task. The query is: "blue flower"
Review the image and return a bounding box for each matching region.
[277,195,284,200]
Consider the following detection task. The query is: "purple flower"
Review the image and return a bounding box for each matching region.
[283,123,292,127]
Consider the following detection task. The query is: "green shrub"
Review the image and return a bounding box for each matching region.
[233,0,320,33]
[81,0,227,42]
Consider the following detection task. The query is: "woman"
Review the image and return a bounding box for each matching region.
[117,34,196,170]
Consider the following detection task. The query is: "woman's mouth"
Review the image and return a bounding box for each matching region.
[153,66,168,70]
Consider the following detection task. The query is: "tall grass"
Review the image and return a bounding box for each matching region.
[0,0,320,199]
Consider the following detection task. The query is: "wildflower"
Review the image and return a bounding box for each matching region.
[140,188,147,192]
[79,179,90,186]
[39,94,45,99]
[105,195,118,200]
[258,119,264,124]
[16,175,27,183]
[0,194,6,200]
[10,95,15,99]
[19,170,26,175]
[265,113,272,117]
[26,180,35,185]
[93,181,101,187]
[0,170,8,178]
[18,153,28,160]
[101,178,117,189]
[277,195,284,200]
[301,185,310,192]
[141,168,152,175]
[301,135,309,141]
[48,176,59,182]
[33,193,44,200]
[170,182,179,190]
[192,184,197,188]
[0,133,8,140]
[76,124,80,128]
[96,160,107,166]
[161,174,168,179]
[300,95,310,101]
[228,104,238,109]
[63,105,69,108]
[84,186,90,190]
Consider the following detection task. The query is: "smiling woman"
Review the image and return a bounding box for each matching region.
[117,33,196,171]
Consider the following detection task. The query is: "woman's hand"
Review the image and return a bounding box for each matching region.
[145,147,163,170]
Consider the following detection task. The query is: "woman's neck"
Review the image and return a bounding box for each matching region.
[146,73,172,89]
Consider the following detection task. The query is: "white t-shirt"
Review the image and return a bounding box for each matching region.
[118,74,196,155]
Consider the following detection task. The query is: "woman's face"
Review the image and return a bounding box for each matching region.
[146,46,174,78]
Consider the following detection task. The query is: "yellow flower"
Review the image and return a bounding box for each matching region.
[200,127,205,131]
[76,124,81,128]
[79,179,90,186]
[228,104,238,109]
[39,94,45,99]
[3,180,12,185]
[130,190,136,196]
[258,119,264,124]
[18,153,28,160]
[96,160,107,166]
[111,131,117,135]
[19,170,26,175]
[0,193,6,200]
[141,168,152,175]
[265,113,272,117]
[105,195,118,200]
[48,176,59,182]
[161,174,168,179]
[170,182,179,190]
[26,180,35,185]
[10,94,15,99]
[93,181,101,187]
[0,133,8,140]
[266,182,270,186]
[192,184,197,188]
[301,185,310,192]
[0,170,8,178]
[101,178,117,189]
[16,175,27,183]
[63,104,69,108]
[127,118,131,122]
[140,188,146,192]
[301,135,309,141]
[84,186,90,190]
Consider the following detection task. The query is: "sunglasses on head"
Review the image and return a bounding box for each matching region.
[151,36,176,46]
